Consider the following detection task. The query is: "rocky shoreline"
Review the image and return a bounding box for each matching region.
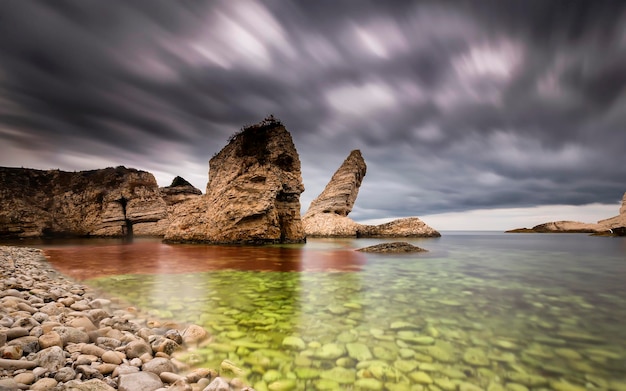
[0,246,253,391]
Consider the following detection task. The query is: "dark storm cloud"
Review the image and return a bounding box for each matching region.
[1,0,625,223]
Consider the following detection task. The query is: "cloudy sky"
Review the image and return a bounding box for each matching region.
[1,1,625,230]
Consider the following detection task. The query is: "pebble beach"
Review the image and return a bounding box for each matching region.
[0,246,253,391]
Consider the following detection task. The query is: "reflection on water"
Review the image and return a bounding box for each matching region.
[42,239,366,280]
[16,234,626,389]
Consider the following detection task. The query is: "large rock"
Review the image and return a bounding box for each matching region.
[165,117,306,244]
[303,150,440,238]
[0,166,166,238]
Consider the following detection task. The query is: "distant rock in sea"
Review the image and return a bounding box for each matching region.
[506,221,605,234]
[303,150,440,238]
[0,166,166,238]
[164,116,306,244]
[507,192,626,235]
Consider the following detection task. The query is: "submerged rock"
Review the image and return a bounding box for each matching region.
[165,116,306,244]
[356,242,428,253]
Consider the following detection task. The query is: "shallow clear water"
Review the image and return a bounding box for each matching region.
[21,233,626,389]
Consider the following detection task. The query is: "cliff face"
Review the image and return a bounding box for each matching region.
[303,150,440,238]
[165,118,306,244]
[0,166,166,238]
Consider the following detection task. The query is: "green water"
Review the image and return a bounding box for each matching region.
[84,234,626,390]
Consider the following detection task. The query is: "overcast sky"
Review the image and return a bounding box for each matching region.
[1,1,625,230]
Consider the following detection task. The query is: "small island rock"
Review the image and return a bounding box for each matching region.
[356,242,428,253]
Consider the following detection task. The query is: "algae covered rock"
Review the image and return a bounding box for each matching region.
[357,242,428,253]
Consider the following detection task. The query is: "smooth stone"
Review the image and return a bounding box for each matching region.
[125,340,152,359]
[354,378,383,390]
[463,348,490,367]
[182,325,208,345]
[118,372,164,391]
[97,363,118,375]
[102,350,123,365]
[295,367,320,379]
[505,384,528,391]
[3,327,29,340]
[30,378,58,391]
[160,371,184,383]
[549,380,587,391]
[459,382,485,391]
[63,379,116,391]
[346,343,373,361]
[13,371,36,385]
[282,336,306,351]
[167,379,193,391]
[505,372,548,387]
[409,371,433,384]
[39,331,63,349]
[314,379,339,391]
[435,378,457,391]
[202,377,230,391]
[393,359,419,373]
[0,379,19,390]
[267,379,297,391]
[390,321,421,330]
[313,343,346,360]
[0,345,22,359]
[320,367,356,384]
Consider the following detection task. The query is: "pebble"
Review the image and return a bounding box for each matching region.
[0,246,217,391]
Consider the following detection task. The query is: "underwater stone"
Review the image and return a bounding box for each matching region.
[281,336,305,351]
[313,343,346,360]
[463,347,490,367]
[320,367,355,384]
[346,343,373,361]
[267,378,297,391]
[354,378,384,390]
[409,371,433,384]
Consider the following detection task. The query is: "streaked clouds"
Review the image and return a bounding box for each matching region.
[0,0,624,229]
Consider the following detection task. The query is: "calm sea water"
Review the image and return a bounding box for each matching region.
[7,232,626,390]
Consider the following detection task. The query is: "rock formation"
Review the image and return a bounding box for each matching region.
[508,192,626,235]
[359,217,441,237]
[303,150,440,238]
[159,176,202,205]
[356,242,428,253]
[164,117,306,244]
[506,221,605,234]
[302,150,366,237]
[598,191,626,235]
[0,166,166,238]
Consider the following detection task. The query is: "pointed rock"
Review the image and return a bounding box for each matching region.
[303,150,440,238]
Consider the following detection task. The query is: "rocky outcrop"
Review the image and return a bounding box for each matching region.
[598,192,626,233]
[356,242,428,253]
[506,221,605,234]
[164,117,306,244]
[508,192,626,234]
[0,166,166,238]
[303,150,440,238]
[159,176,202,205]
[358,217,441,238]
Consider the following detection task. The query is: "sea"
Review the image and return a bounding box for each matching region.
[5,231,626,390]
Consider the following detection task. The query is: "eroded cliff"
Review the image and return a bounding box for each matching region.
[0,166,166,238]
[164,117,306,244]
